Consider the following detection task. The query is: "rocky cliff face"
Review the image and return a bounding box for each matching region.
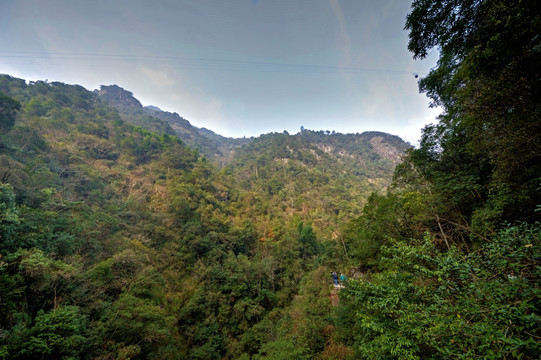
[369,135,407,164]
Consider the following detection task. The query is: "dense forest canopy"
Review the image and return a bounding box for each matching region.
[0,0,540,359]
[0,73,406,359]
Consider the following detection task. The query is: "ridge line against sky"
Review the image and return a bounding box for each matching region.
[1,0,441,145]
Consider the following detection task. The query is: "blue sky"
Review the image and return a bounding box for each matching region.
[0,0,440,144]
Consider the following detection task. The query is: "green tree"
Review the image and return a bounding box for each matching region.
[0,93,21,132]
[96,294,178,359]
[338,224,541,359]
[4,306,89,360]
[403,0,541,237]
[0,183,20,253]
[298,222,320,260]
[254,339,307,360]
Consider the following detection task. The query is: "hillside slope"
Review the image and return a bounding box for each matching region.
[227,130,409,240]
[0,74,406,359]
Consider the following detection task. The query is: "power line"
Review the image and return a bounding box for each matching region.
[0,50,421,76]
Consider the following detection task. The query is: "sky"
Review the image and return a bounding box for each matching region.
[0,0,441,145]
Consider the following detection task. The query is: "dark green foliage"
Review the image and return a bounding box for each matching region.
[333,2,541,359]
[404,0,541,237]
[298,222,320,260]
[254,339,308,359]
[339,224,541,359]
[0,93,21,132]
[0,183,19,252]
[2,305,89,360]
[96,294,177,359]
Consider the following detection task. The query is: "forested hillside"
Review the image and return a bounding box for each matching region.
[226,130,409,242]
[0,73,405,359]
[1,0,540,359]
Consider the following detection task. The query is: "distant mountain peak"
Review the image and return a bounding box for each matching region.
[98,85,143,109]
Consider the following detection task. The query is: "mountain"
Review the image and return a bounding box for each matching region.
[2,68,536,359]
[226,130,410,240]
[0,73,408,359]
[96,82,410,237]
[97,85,250,164]
[97,84,410,174]
[95,84,176,136]
[143,104,250,165]
[94,81,411,242]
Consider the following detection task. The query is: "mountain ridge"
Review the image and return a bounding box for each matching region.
[96,83,410,167]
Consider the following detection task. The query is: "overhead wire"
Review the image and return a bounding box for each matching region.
[0,50,422,76]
